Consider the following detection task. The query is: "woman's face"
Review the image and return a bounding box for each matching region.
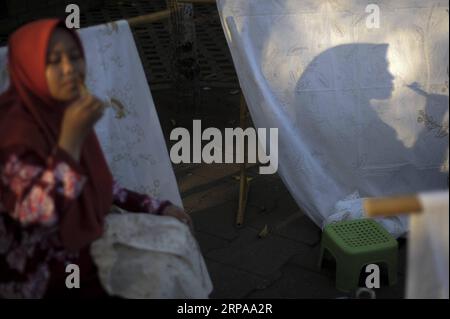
[46,28,85,102]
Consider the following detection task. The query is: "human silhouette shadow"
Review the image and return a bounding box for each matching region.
[293,43,448,198]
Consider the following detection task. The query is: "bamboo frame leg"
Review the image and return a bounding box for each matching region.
[236,93,249,226]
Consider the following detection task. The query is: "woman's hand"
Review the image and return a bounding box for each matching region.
[161,205,193,230]
[58,94,105,161]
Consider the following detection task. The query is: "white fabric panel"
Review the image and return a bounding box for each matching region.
[218,0,449,237]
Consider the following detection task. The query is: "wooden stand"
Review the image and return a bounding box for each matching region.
[118,0,430,225]
[125,0,250,225]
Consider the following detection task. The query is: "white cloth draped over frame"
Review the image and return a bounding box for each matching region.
[217,0,449,237]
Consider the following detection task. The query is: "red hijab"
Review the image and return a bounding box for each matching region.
[0,19,113,252]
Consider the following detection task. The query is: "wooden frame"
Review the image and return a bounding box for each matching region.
[124,1,429,224]
[364,196,423,218]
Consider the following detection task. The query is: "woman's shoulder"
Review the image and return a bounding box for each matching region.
[0,101,49,158]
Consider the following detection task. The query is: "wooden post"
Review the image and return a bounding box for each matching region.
[128,10,173,27]
[236,93,249,226]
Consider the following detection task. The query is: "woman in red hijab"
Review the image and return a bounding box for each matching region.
[0,19,191,298]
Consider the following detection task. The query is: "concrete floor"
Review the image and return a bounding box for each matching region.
[152,88,407,299]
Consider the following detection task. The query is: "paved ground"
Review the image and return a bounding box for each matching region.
[153,88,407,299]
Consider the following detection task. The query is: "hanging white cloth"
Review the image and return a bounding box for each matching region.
[406,191,449,299]
[217,0,449,237]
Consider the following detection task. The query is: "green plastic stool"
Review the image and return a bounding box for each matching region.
[318,219,398,292]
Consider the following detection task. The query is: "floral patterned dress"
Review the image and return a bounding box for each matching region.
[0,145,171,298]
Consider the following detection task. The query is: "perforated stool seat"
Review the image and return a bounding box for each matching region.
[318,219,398,292]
